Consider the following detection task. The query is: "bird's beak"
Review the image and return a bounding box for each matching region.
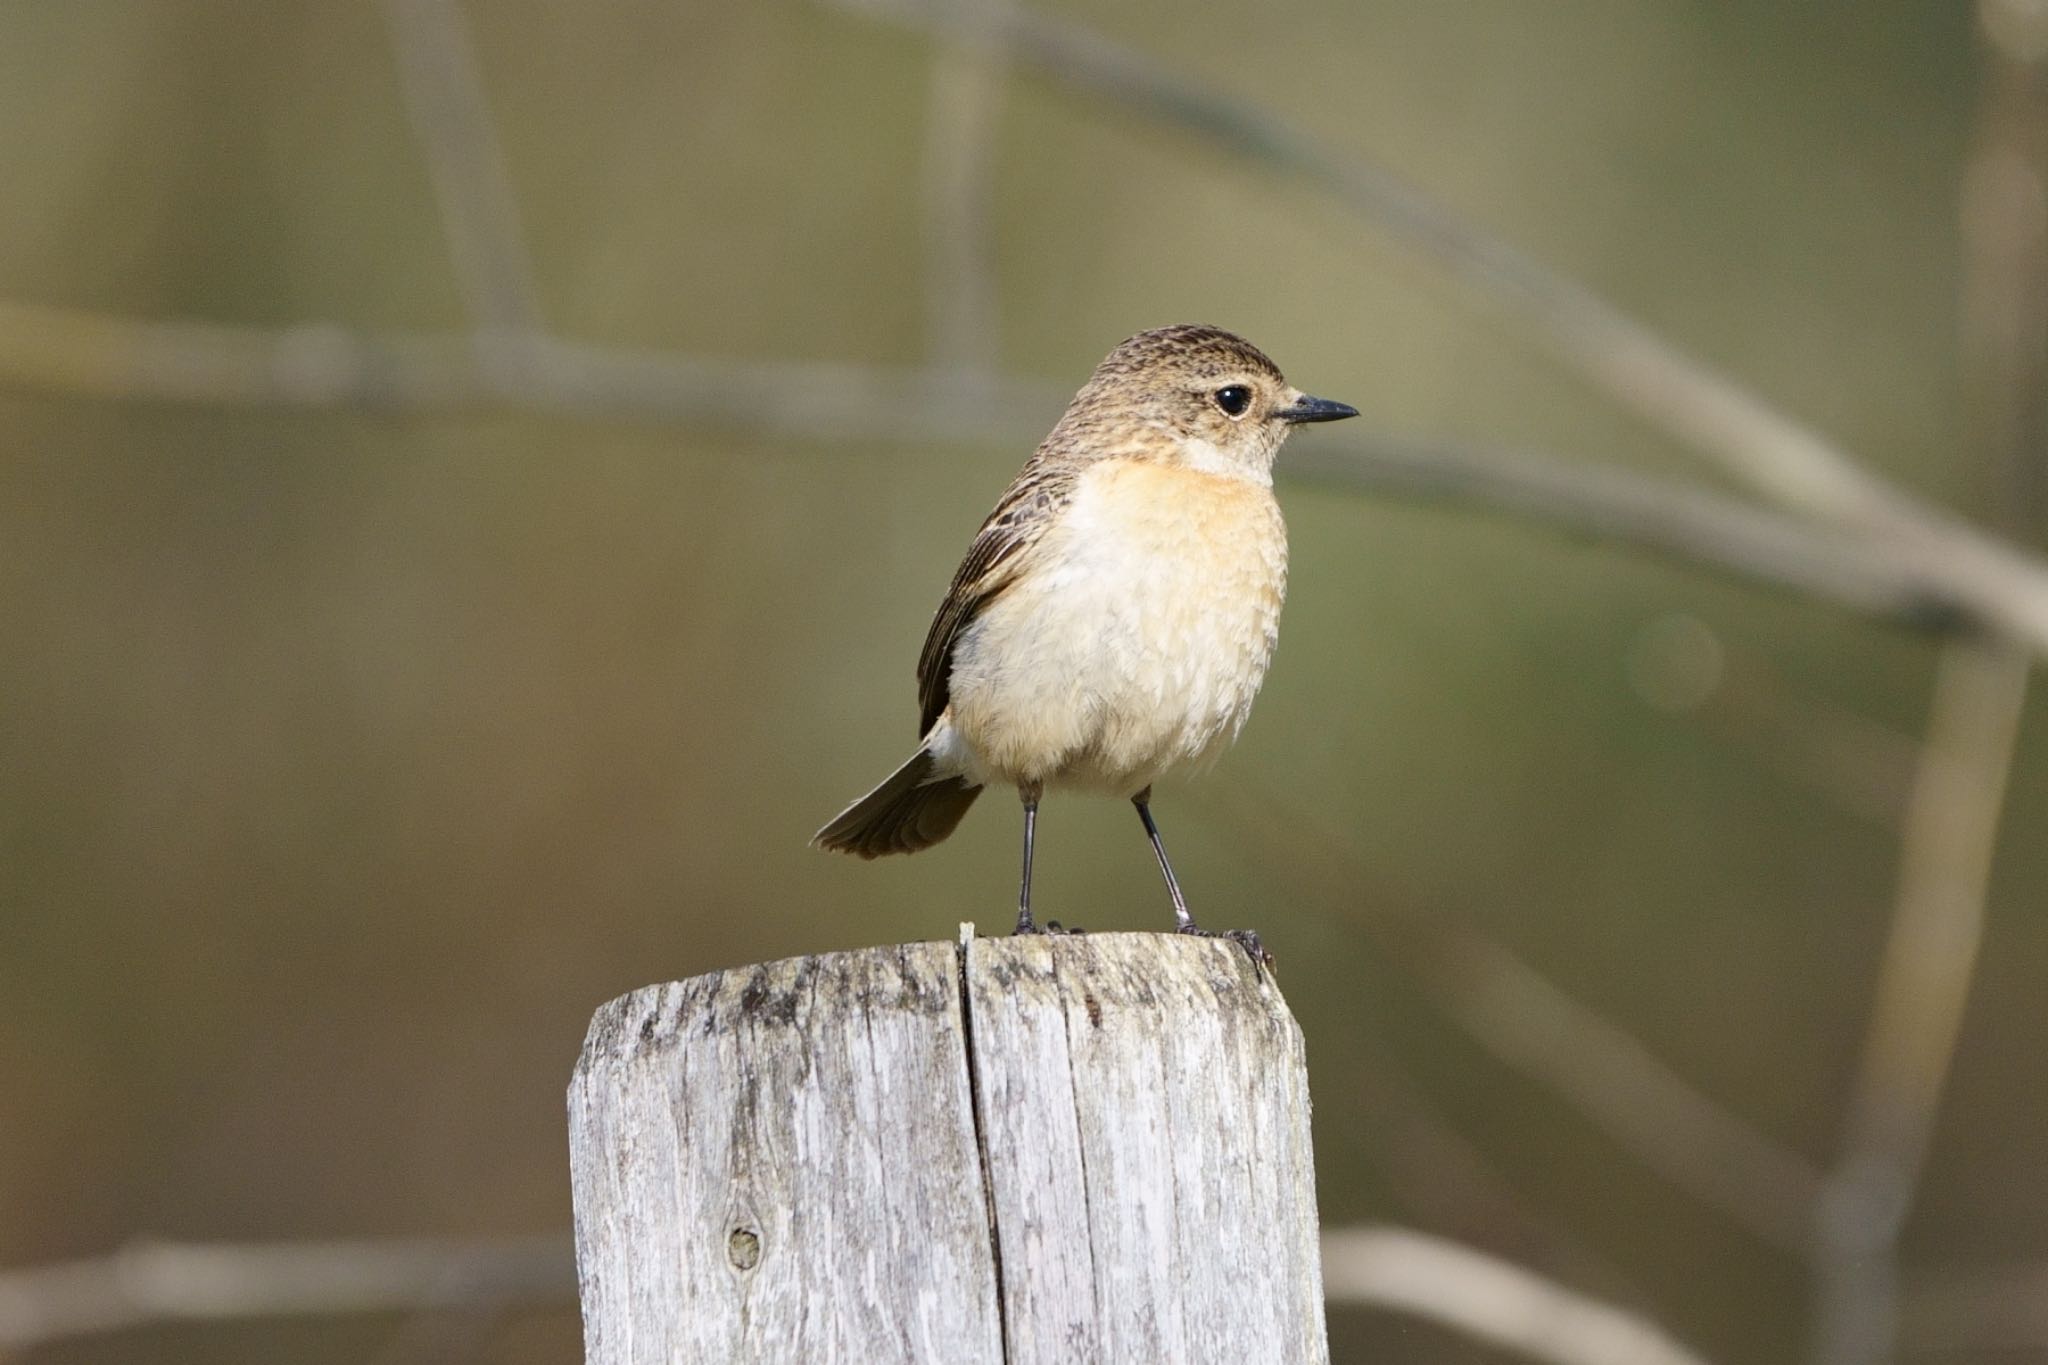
[1274,394,1359,424]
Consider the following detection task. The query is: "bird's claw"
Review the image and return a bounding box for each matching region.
[1176,923,1273,969]
[1011,918,1085,937]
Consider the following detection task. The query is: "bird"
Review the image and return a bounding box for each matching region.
[813,324,1356,955]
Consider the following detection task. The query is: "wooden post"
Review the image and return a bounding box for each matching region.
[567,927,1327,1364]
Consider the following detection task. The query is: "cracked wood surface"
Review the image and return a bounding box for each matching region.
[567,930,1327,1364]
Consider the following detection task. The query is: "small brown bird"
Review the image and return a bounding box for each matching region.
[814,324,1356,950]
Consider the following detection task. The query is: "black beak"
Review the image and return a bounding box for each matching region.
[1275,394,1359,424]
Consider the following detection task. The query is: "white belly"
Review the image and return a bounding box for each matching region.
[938,459,1287,796]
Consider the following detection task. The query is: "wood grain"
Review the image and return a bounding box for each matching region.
[568,930,1326,1363]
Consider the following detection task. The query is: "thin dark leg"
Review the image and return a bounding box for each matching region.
[1133,787,1270,966]
[1132,787,1195,931]
[1012,781,1042,935]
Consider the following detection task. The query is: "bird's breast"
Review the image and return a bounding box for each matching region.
[945,457,1288,793]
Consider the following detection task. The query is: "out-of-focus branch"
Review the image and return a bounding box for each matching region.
[381,0,546,339]
[3,1228,2021,1354]
[0,294,2019,642]
[1215,787,1824,1254]
[1293,440,1977,634]
[0,298,1067,444]
[811,0,1893,524]
[1809,7,2044,1357]
[0,291,2040,654]
[922,0,1008,375]
[1810,644,2030,1365]
[1321,1226,1716,1365]
[1343,1040,1647,1305]
[1419,919,1825,1256]
[1965,0,2048,531]
[826,0,2048,655]
[1330,1233,2048,1363]
[0,1235,574,1348]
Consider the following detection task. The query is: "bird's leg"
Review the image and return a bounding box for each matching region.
[1132,787,1194,931]
[1012,781,1042,936]
[1133,788,1270,966]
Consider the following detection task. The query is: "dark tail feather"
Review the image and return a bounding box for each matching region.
[813,748,981,858]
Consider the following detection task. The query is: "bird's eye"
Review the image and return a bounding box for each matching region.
[1213,384,1252,417]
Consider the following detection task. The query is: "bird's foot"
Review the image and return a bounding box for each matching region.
[1176,922,1272,969]
[1011,914,1085,937]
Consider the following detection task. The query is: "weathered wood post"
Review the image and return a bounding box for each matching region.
[567,927,1327,1363]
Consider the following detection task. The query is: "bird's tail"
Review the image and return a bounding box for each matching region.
[813,747,981,858]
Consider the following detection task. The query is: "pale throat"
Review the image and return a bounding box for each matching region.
[1152,425,1275,487]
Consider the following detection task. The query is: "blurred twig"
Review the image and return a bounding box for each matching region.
[1430,924,1825,1255]
[1330,1232,2048,1363]
[3,1228,2023,1355]
[1965,0,2048,533]
[1216,786,1825,1254]
[1294,440,1977,634]
[827,0,2048,655]
[1808,7,2046,1357]
[1341,1039,1648,1307]
[381,0,546,340]
[1320,1226,1715,1365]
[0,295,2023,643]
[0,298,1067,443]
[922,0,1008,375]
[0,1236,574,1349]
[823,0,1910,522]
[1810,644,2030,1365]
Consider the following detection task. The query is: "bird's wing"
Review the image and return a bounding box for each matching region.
[915,462,1080,738]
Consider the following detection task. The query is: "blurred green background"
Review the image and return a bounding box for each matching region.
[3,2,2043,1362]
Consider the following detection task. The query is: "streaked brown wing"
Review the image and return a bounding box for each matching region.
[914,463,1078,738]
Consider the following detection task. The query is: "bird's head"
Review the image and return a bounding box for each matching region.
[1057,324,1357,481]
